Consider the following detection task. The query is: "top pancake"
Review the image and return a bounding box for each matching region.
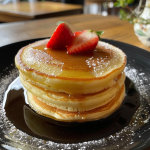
[15,39,126,94]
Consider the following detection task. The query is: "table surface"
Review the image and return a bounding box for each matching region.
[0,14,150,52]
[0,1,83,22]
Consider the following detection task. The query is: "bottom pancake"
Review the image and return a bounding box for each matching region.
[27,85,125,122]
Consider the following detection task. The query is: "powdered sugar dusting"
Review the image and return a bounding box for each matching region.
[90,41,126,77]
[0,61,150,149]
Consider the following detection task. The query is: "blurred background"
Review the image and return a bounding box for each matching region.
[0,0,150,46]
[0,0,141,23]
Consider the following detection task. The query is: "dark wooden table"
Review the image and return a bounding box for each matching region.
[0,14,150,52]
[0,1,83,22]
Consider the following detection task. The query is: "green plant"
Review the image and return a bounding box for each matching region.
[114,0,150,24]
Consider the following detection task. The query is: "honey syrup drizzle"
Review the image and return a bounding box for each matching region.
[32,44,112,71]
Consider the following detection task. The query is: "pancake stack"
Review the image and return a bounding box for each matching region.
[15,39,126,122]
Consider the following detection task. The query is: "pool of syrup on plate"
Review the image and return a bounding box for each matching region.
[3,77,140,143]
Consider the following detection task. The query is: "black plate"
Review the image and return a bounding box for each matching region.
[0,38,150,150]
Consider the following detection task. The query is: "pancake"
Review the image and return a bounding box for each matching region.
[27,85,125,122]
[20,72,125,112]
[15,39,126,95]
[15,38,127,122]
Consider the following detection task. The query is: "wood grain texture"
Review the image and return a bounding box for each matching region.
[0,2,83,22]
[0,14,150,52]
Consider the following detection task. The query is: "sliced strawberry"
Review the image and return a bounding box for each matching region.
[67,30,100,54]
[46,21,74,49]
